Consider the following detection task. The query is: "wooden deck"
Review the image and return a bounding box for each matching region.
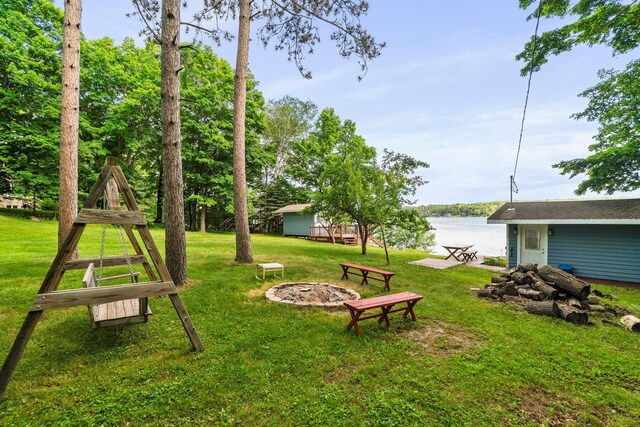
[309,225,359,245]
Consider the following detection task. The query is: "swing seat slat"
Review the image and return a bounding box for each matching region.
[79,263,156,328]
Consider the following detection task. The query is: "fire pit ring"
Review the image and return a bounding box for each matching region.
[265,282,360,309]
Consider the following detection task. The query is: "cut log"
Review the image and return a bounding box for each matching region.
[517,263,538,273]
[531,281,559,300]
[477,289,497,299]
[502,295,520,303]
[511,272,527,286]
[491,276,509,284]
[538,265,590,299]
[496,283,518,297]
[517,288,543,301]
[567,298,584,309]
[620,315,640,332]
[525,301,559,318]
[586,296,600,305]
[558,304,588,325]
[587,304,606,312]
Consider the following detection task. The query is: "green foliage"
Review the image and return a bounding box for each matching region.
[517,1,640,75]
[553,60,640,194]
[517,0,640,195]
[1,215,640,425]
[289,109,429,259]
[379,210,435,252]
[263,96,318,180]
[79,37,163,209]
[0,0,63,201]
[180,44,266,229]
[415,202,505,217]
[483,256,507,267]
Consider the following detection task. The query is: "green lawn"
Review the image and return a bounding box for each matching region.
[0,214,639,426]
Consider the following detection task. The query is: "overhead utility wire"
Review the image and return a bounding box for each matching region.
[510,0,544,207]
[513,0,544,183]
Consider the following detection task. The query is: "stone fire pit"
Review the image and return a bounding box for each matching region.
[265,282,360,309]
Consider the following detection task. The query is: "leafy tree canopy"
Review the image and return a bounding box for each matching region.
[554,60,640,194]
[517,0,640,75]
[518,0,640,195]
[0,0,63,202]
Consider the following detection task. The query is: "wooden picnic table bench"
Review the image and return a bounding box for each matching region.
[339,262,395,291]
[460,250,478,262]
[343,291,423,335]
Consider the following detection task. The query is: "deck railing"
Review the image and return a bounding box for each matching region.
[309,224,359,240]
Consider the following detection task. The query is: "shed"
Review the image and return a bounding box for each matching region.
[274,204,315,237]
[487,199,640,284]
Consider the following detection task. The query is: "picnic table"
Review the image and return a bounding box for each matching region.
[442,244,473,261]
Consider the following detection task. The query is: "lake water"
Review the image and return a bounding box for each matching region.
[427,217,506,257]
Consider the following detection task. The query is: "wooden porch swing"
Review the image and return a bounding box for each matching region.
[0,158,203,400]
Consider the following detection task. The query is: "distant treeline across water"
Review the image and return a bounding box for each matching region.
[415,202,505,218]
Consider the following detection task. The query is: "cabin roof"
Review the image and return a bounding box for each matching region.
[487,199,640,224]
[274,203,312,214]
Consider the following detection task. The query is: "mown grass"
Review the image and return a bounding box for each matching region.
[0,214,639,426]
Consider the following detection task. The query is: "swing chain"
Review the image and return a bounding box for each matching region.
[116,224,136,282]
[97,222,107,284]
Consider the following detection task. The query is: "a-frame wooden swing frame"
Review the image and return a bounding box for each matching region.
[0,158,203,399]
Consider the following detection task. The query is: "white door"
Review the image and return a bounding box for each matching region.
[519,225,548,266]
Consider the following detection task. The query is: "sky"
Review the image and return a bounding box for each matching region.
[54,0,640,204]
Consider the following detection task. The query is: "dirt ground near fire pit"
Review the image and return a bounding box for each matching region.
[402,319,484,357]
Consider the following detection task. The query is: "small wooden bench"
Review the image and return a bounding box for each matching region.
[344,292,423,335]
[461,251,478,262]
[255,262,284,280]
[339,262,395,291]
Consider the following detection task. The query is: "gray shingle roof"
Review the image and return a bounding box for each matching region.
[273,203,312,214]
[487,199,640,224]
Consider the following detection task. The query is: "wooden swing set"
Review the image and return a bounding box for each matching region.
[0,158,203,400]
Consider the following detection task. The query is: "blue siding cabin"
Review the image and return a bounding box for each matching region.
[274,204,316,237]
[488,199,640,284]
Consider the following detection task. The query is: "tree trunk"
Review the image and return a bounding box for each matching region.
[200,204,206,232]
[161,0,187,285]
[154,158,163,223]
[58,0,81,253]
[380,224,390,265]
[232,0,253,263]
[359,223,368,255]
[187,199,194,231]
[538,265,591,299]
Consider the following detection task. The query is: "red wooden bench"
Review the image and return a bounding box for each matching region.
[343,292,423,335]
[339,262,395,291]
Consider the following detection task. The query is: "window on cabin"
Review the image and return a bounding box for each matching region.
[524,229,540,250]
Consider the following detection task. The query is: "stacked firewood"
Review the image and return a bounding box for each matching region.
[475,264,640,330]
